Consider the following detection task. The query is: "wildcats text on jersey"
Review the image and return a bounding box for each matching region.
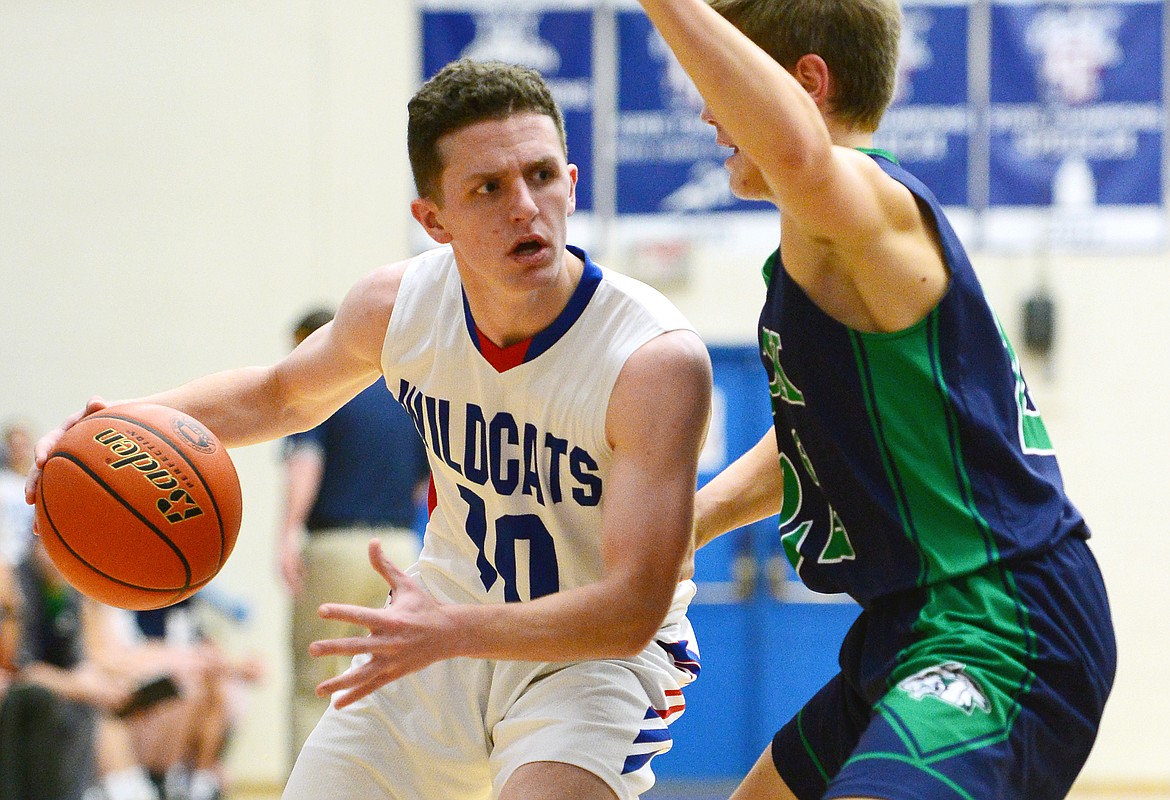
[396,378,602,507]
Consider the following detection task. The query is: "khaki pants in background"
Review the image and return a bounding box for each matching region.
[289,526,421,769]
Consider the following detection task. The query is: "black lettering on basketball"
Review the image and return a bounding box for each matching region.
[158,489,205,524]
[94,427,205,524]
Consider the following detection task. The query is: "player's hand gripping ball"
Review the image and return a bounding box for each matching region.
[35,402,242,610]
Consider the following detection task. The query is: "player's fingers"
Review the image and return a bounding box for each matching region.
[318,658,398,708]
[368,538,408,586]
[84,395,109,415]
[316,602,386,630]
[24,464,42,508]
[314,653,378,693]
[314,660,366,695]
[32,428,62,468]
[323,673,384,709]
[308,634,379,659]
[330,681,383,709]
[31,396,105,469]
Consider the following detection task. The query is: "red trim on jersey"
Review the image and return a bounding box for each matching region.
[476,326,533,372]
[427,476,437,517]
[656,689,686,719]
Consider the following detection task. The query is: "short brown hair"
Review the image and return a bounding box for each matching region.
[407,59,567,201]
[709,0,901,131]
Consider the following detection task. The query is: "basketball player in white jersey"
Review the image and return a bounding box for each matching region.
[26,59,712,800]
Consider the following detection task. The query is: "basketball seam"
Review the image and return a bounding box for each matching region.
[41,451,194,593]
[93,411,232,568]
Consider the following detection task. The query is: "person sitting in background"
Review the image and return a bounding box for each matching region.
[0,557,89,800]
[277,306,430,763]
[128,597,264,800]
[13,539,249,800]
[6,540,153,800]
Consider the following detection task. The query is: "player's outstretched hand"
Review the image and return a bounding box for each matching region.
[24,396,111,511]
[310,538,456,708]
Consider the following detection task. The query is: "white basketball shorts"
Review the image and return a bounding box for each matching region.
[282,616,699,800]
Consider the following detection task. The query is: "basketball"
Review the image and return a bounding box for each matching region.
[35,402,243,610]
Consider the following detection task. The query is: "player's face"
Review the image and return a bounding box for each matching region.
[701,103,772,202]
[414,112,578,293]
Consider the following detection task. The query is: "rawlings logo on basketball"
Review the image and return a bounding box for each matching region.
[93,429,205,524]
[897,661,991,715]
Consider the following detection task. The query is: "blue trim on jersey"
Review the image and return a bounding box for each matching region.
[461,291,479,351]
[622,752,657,774]
[656,639,702,678]
[528,245,602,360]
[461,245,602,363]
[634,728,672,744]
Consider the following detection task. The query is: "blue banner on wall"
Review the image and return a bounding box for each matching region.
[420,0,1166,252]
[875,0,973,207]
[988,0,1164,209]
[421,6,595,212]
[615,10,769,215]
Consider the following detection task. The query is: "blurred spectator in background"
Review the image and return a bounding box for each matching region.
[118,597,264,800]
[278,307,430,764]
[8,539,157,800]
[0,420,113,800]
[0,419,36,568]
[0,557,88,800]
[8,539,258,800]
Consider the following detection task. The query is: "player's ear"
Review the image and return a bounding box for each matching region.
[566,163,578,217]
[792,53,831,107]
[410,196,453,244]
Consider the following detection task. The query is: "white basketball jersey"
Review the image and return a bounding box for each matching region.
[381,245,697,626]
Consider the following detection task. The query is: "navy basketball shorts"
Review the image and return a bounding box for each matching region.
[772,536,1116,800]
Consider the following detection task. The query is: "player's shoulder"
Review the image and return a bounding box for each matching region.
[627,326,711,377]
[592,262,694,331]
[344,247,454,315]
[607,327,711,450]
[847,148,935,232]
[595,262,664,302]
[330,256,425,360]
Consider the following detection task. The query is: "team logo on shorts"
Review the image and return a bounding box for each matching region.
[897,661,991,715]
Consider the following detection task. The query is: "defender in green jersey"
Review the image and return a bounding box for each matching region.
[636,0,1116,798]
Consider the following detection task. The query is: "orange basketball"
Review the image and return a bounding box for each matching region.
[35,402,242,610]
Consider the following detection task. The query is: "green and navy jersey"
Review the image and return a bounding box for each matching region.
[758,152,1087,606]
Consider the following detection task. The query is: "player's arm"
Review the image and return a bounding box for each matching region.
[636,0,945,327]
[16,600,136,711]
[26,262,407,505]
[141,262,406,447]
[457,329,711,655]
[694,427,784,549]
[634,0,869,226]
[310,330,712,705]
